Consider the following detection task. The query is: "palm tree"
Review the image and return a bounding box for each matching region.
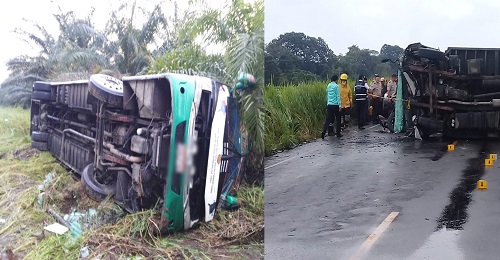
[105,1,167,76]
[0,8,111,107]
[53,7,109,73]
[148,43,226,79]
[180,0,265,183]
[1,20,61,107]
[0,3,170,106]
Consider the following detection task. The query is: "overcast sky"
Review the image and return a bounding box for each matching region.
[265,0,500,55]
[0,0,111,82]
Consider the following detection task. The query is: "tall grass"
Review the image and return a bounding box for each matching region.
[264,80,356,155]
[0,107,72,258]
[0,107,31,154]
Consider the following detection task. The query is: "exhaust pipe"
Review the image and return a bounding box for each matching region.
[104,143,144,163]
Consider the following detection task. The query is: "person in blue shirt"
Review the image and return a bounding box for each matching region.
[321,74,343,139]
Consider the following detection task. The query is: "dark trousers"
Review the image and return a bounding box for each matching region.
[356,100,367,129]
[341,107,350,126]
[372,97,382,123]
[322,105,341,136]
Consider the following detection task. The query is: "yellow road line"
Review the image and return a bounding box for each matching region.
[349,211,400,260]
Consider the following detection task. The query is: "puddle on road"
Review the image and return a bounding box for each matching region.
[436,144,488,230]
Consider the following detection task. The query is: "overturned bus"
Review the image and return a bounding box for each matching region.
[386,43,500,139]
[29,73,249,232]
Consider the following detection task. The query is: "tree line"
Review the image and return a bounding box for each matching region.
[265,32,404,85]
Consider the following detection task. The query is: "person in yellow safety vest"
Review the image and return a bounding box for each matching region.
[339,73,352,129]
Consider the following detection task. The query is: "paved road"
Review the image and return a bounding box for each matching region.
[264,124,500,260]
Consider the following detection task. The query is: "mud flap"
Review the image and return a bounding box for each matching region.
[394,70,404,133]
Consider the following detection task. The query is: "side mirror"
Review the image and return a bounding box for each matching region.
[381,58,390,63]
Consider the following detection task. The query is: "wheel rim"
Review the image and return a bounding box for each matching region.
[90,74,124,96]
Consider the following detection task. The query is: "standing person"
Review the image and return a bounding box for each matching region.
[321,75,343,139]
[387,74,398,110]
[387,74,397,99]
[370,74,383,124]
[355,75,368,130]
[339,73,353,129]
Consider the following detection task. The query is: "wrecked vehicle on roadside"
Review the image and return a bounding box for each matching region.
[29,73,250,232]
[383,43,500,139]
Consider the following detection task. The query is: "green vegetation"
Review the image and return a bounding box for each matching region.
[265,81,326,155]
[0,108,71,257]
[0,107,263,259]
[265,80,357,155]
[265,31,403,86]
[0,107,31,154]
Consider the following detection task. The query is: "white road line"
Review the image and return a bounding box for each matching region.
[349,211,400,260]
[264,156,297,170]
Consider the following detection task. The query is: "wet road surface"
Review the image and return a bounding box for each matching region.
[264,124,500,260]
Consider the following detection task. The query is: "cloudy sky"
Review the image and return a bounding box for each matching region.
[0,0,110,82]
[265,0,500,55]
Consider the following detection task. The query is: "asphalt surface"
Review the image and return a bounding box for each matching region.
[264,124,500,260]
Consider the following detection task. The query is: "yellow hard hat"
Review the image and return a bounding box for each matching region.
[340,74,348,80]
